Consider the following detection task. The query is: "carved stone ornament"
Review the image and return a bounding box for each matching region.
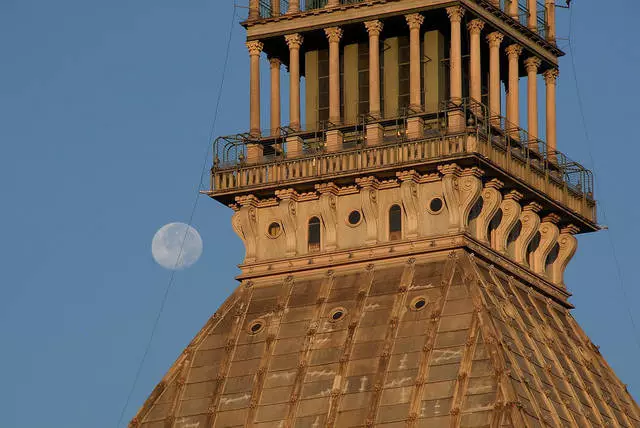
[475,179,503,243]
[505,43,523,58]
[493,190,523,254]
[364,20,383,36]
[246,40,264,56]
[405,13,424,29]
[316,182,340,251]
[324,27,343,43]
[438,164,462,231]
[514,202,542,265]
[397,170,421,238]
[486,31,504,48]
[531,214,560,275]
[458,168,484,231]
[356,176,380,245]
[551,224,579,286]
[467,19,485,34]
[275,189,299,257]
[446,6,465,23]
[233,195,259,263]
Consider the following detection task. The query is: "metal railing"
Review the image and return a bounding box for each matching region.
[211,99,594,202]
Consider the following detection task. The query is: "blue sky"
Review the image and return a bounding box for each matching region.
[1,1,639,426]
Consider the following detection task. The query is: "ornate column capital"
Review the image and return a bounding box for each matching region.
[544,68,559,83]
[405,13,424,29]
[486,31,504,47]
[324,27,343,43]
[467,19,485,34]
[524,57,542,72]
[505,43,523,58]
[285,33,303,50]
[365,20,383,36]
[446,6,465,23]
[246,40,264,56]
[268,57,281,68]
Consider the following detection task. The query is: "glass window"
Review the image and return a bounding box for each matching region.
[308,217,321,252]
[389,205,402,241]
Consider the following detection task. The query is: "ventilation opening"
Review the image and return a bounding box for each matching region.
[429,197,445,214]
[348,210,362,226]
[410,296,427,311]
[267,222,282,238]
[308,216,321,252]
[248,319,265,334]
[329,307,347,322]
[389,204,402,241]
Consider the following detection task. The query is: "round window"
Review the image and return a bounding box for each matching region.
[347,210,362,226]
[329,307,347,322]
[428,197,444,214]
[248,319,265,334]
[410,296,428,311]
[267,222,282,238]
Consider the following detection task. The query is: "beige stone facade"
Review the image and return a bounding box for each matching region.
[131,1,639,427]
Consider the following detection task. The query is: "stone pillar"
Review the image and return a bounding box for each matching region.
[524,57,541,143]
[545,0,556,42]
[468,19,484,107]
[487,32,504,126]
[325,27,343,125]
[269,57,281,136]
[544,68,559,160]
[528,0,538,31]
[285,34,303,131]
[446,7,465,130]
[288,0,299,14]
[405,14,424,112]
[508,0,519,19]
[249,0,259,20]
[506,44,522,136]
[247,41,263,137]
[365,20,383,118]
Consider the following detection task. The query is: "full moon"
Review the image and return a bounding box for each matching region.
[152,223,203,270]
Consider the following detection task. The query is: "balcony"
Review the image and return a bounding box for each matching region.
[208,100,596,227]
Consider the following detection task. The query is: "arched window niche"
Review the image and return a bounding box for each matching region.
[308,216,321,252]
[389,204,402,241]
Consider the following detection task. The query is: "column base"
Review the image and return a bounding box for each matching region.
[406,117,425,140]
[286,136,304,158]
[246,143,264,164]
[366,123,384,146]
[325,130,343,152]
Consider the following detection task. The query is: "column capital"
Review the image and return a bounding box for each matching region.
[505,43,523,58]
[446,6,465,23]
[268,57,282,67]
[486,31,504,47]
[467,19,485,34]
[365,20,383,36]
[246,41,264,56]
[324,27,343,43]
[405,13,424,29]
[524,57,542,72]
[285,33,303,49]
[544,68,559,82]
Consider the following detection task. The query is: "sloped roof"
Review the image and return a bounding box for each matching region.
[131,251,639,427]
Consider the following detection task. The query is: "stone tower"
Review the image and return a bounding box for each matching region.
[132,1,640,427]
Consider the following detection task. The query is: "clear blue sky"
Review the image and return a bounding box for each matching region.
[1,1,639,426]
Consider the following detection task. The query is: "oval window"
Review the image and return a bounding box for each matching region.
[428,197,444,214]
[348,210,362,226]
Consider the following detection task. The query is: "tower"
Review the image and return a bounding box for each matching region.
[132,0,640,426]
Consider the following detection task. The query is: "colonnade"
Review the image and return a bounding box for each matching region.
[246,6,559,159]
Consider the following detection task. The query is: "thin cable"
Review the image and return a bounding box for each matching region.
[567,7,640,352]
[116,5,237,427]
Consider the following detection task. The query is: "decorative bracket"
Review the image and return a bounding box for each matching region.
[514,202,543,265]
[531,214,560,275]
[458,168,484,231]
[397,170,421,239]
[492,190,523,254]
[316,182,340,251]
[474,179,503,243]
[356,176,380,245]
[550,224,579,287]
[233,195,260,263]
[438,164,462,231]
[275,189,299,257]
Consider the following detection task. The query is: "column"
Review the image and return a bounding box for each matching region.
[447,6,465,130]
[269,57,281,136]
[365,20,383,118]
[505,44,522,136]
[288,0,299,14]
[247,41,263,137]
[487,32,504,126]
[406,14,424,112]
[285,34,303,131]
[508,0,519,19]
[249,0,259,20]
[325,27,343,125]
[468,19,484,107]
[545,0,556,42]
[544,68,559,160]
[524,57,541,144]
[528,0,538,31]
